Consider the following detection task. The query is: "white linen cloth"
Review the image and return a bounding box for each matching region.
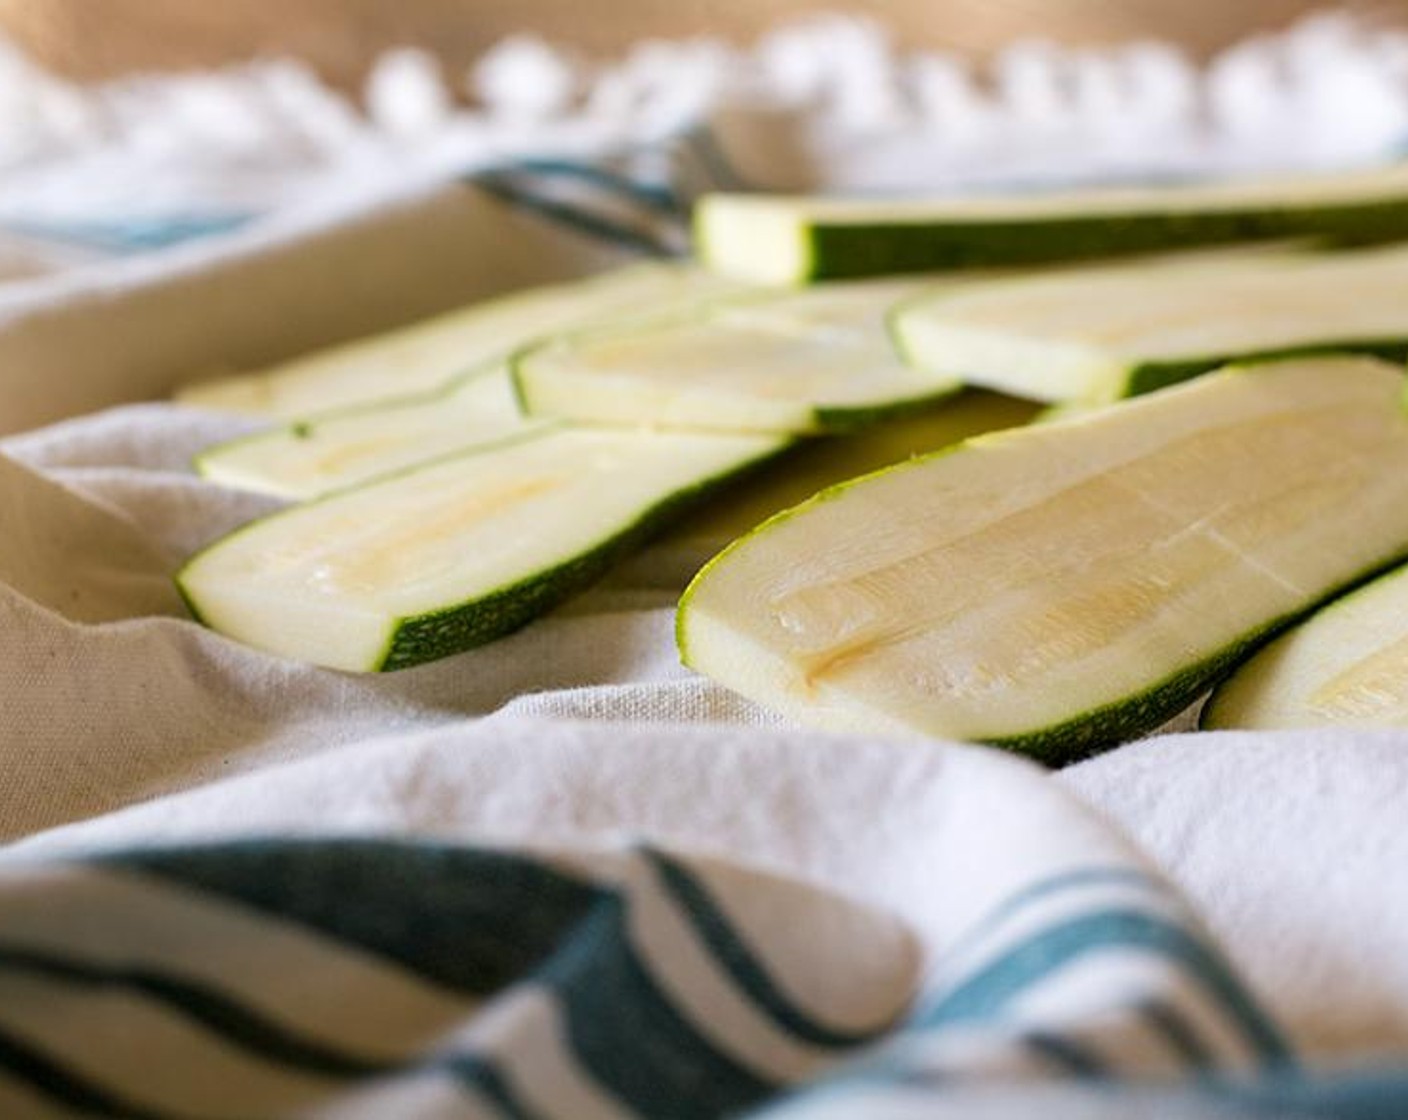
[0,14,1407,1118]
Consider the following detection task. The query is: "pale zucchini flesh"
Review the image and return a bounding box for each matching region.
[180,426,789,671]
[513,279,964,434]
[1203,562,1408,731]
[892,244,1408,404]
[176,262,745,419]
[677,356,1408,763]
[191,249,1309,500]
[696,162,1408,283]
[194,365,542,500]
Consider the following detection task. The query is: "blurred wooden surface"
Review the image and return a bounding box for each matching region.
[0,0,1403,91]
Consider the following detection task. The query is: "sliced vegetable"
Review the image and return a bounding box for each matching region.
[176,262,744,419]
[1202,562,1408,730]
[892,243,1408,404]
[677,356,1408,763]
[695,163,1408,283]
[194,364,541,500]
[190,248,1310,498]
[179,425,788,672]
[513,279,963,434]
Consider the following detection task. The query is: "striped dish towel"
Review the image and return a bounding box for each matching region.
[0,835,1301,1119]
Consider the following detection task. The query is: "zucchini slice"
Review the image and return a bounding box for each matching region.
[695,163,1408,283]
[892,244,1408,404]
[198,254,1240,497]
[677,356,1408,762]
[176,262,744,419]
[194,364,542,500]
[513,279,964,434]
[1202,562,1408,731]
[179,425,788,671]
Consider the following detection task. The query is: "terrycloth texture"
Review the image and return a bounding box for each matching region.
[1,14,1408,1119]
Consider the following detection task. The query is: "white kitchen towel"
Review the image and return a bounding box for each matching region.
[0,719,1295,1119]
[1,14,1408,1120]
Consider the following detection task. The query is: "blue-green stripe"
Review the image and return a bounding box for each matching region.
[475,179,675,255]
[0,1025,185,1120]
[444,1054,547,1120]
[539,892,778,1118]
[484,160,681,212]
[100,840,606,996]
[1020,1031,1108,1078]
[646,848,899,1049]
[921,908,1293,1071]
[1208,1069,1408,1119]
[1139,998,1217,1073]
[0,944,390,1078]
[943,866,1160,965]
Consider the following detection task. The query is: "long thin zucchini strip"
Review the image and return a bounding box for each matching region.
[678,356,1408,763]
[1203,560,1408,731]
[892,243,1408,404]
[696,163,1408,282]
[197,277,959,496]
[179,425,789,671]
[177,262,744,419]
[194,364,541,500]
[513,278,964,434]
[195,246,1313,497]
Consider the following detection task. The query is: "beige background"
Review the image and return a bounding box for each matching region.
[0,0,1403,92]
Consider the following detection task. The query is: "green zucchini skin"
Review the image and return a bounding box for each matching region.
[379,453,790,669]
[1196,552,1408,732]
[682,504,1408,769]
[995,555,1408,764]
[750,201,1408,282]
[677,358,1408,762]
[511,350,965,436]
[1121,339,1408,399]
[807,385,965,432]
[676,472,1332,768]
[509,281,967,436]
[180,434,794,672]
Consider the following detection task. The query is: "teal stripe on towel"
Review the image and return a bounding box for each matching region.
[1020,1031,1109,1078]
[0,944,391,1078]
[0,1025,176,1120]
[473,177,677,255]
[444,1054,548,1120]
[945,866,1162,962]
[922,908,1293,1071]
[100,840,606,996]
[491,159,681,212]
[1139,998,1218,1073]
[1210,1069,1408,1119]
[540,891,779,1119]
[96,841,803,1117]
[646,848,897,1049]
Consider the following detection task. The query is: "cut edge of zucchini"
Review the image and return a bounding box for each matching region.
[180,425,794,672]
[677,356,1408,761]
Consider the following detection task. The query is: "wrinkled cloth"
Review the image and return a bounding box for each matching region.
[1,286,1405,1117]
[1,16,1408,1120]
